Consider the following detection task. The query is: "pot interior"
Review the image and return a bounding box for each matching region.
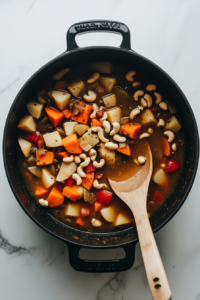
[3,47,199,247]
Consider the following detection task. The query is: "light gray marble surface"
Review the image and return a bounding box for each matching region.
[0,0,200,299]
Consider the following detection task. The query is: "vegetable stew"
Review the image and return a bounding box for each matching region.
[17,62,185,232]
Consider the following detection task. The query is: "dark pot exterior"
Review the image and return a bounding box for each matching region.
[3,20,199,272]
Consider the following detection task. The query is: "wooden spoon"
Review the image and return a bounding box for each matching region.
[109,143,172,300]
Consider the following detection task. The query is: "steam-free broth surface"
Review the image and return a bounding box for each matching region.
[17,62,185,232]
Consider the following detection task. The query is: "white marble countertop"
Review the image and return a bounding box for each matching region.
[0,0,200,299]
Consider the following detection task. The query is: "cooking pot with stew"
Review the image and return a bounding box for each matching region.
[3,20,199,272]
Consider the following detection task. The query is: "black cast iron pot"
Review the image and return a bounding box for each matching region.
[3,20,199,272]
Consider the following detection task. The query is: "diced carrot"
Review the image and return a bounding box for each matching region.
[55,81,66,90]
[117,144,131,156]
[25,172,32,180]
[63,109,72,119]
[76,217,85,226]
[82,172,94,190]
[81,207,90,217]
[45,107,64,127]
[62,186,80,202]
[56,152,70,158]
[71,103,93,124]
[62,134,82,154]
[47,187,64,207]
[121,123,141,139]
[94,202,102,212]
[37,135,45,149]
[91,118,102,127]
[162,138,171,157]
[35,185,49,197]
[36,151,54,166]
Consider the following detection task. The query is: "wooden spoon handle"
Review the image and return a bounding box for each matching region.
[134,211,171,300]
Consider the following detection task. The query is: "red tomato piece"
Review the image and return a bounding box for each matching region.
[54,81,66,90]
[151,106,157,112]
[66,176,75,187]
[166,159,180,173]
[153,191,164,202]
[97,190,113,206]
[96,110,104,118]
[84,162,96,173]
[81,207,90,217]
[26,131,40,142]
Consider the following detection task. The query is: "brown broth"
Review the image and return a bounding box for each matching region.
[17,62,185,233]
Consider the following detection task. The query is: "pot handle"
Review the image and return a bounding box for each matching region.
[67,243,136,272]
[66,20,131,51]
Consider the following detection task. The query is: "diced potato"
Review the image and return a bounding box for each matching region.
[152,168,167,186]
[100,207,116,222]
[72,185,84,200]
[103,94,117,108]
[115,213,130,226]
[43,131,63,147]
[26,100,44,119]
[49,164,56,175]
[18,138,32,157]
[165,116,181,133]
[63,121,77,136]
[52,68,70,80]
[51,90,71,111]
[28,166,41,177]
[91,62,113,74]
[41,168,56,188]
[168,104,177,114]
[37,94,46,104]
[99,77,117,93]
[79,129,100,151]
[141,109,157,126]
[65,203,80,217]
[67,79,85,97]
[98,143,115,166]
[74,124,89,136]
[107,107,121,124]
[113,87,130,102]
[27,155,36,164]
[18,115,36,132]
[56,162,77,182]
[39,116,49,125]
[56,127,65,136]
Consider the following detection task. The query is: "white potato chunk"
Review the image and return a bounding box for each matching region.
[99,77,117,92]
[78,138,91,152]
[63,121,77,136]
[26,100,44,119]
[17,115,36,132]
[56,162,77,182]
[43,131,63,147]
[103,94,117,108]
[152,168,167,186]
[28,166,41,178]
[74,124,89,136]
[107,107,121,123]
[98,143,115,166]
[18,138,32,158]
[141,109,157,126]
[115,213,130,226]
[51,90,71,111]
[49,164,56,175]
[41,168,56,188]
[91,62,113,74]
[65,203,80,217]
[67,79,85,97]
[165,116,181,133]
[79,129,100,151]
[52,68,70,80]
[72,185,84,200]
[100,207,116,222]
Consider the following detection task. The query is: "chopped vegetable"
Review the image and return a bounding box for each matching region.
[36,151,54,166]
[152,168,168,186]
[84,162,96,173]
[18,115,36,132]
[79,129,100,151]
[71,103,93,125]
[141,109,157,126]
[26,131,40,142]
[62,134,82,154]
[74,124,90,135]
[35,185,49,197]
[82,172,95,190]
[153,191,164,202]
[76,217,85,226]
[63,109,72,119]
[103,93,116,108]
[165,116,181,133]
[166,159,180,173]
[97,190,113,206]
[41,168,56,188]
[56,162,77,181]
[115,213,130,226]
[100,207,116,222]
[47,187,64,207]
[107,107,121,123]
[99,77,117,92]
[62,186,80,202]
[54,81,66,90]
[18,138,32,157]
[121,123,141,139]
[56,152,70,158]
[51,90,71,111]
[67,79,85,97]
[28,166,41,178]
[27,100,44,119]
[71,185,84,199]
[63,121,77,135]
[43,131,63,147]
[91,118,102,127]
[81,207,90,217]
[45,107,64,127]
[98,143,115,166]
[37,135,45,149]
[94,202,102,212]
[117,144,131,156]
[65,203,80,217]
[66,175,75,187]
[162,138,171,157]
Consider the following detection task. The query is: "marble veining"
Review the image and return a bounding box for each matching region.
[0,0,200,299]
